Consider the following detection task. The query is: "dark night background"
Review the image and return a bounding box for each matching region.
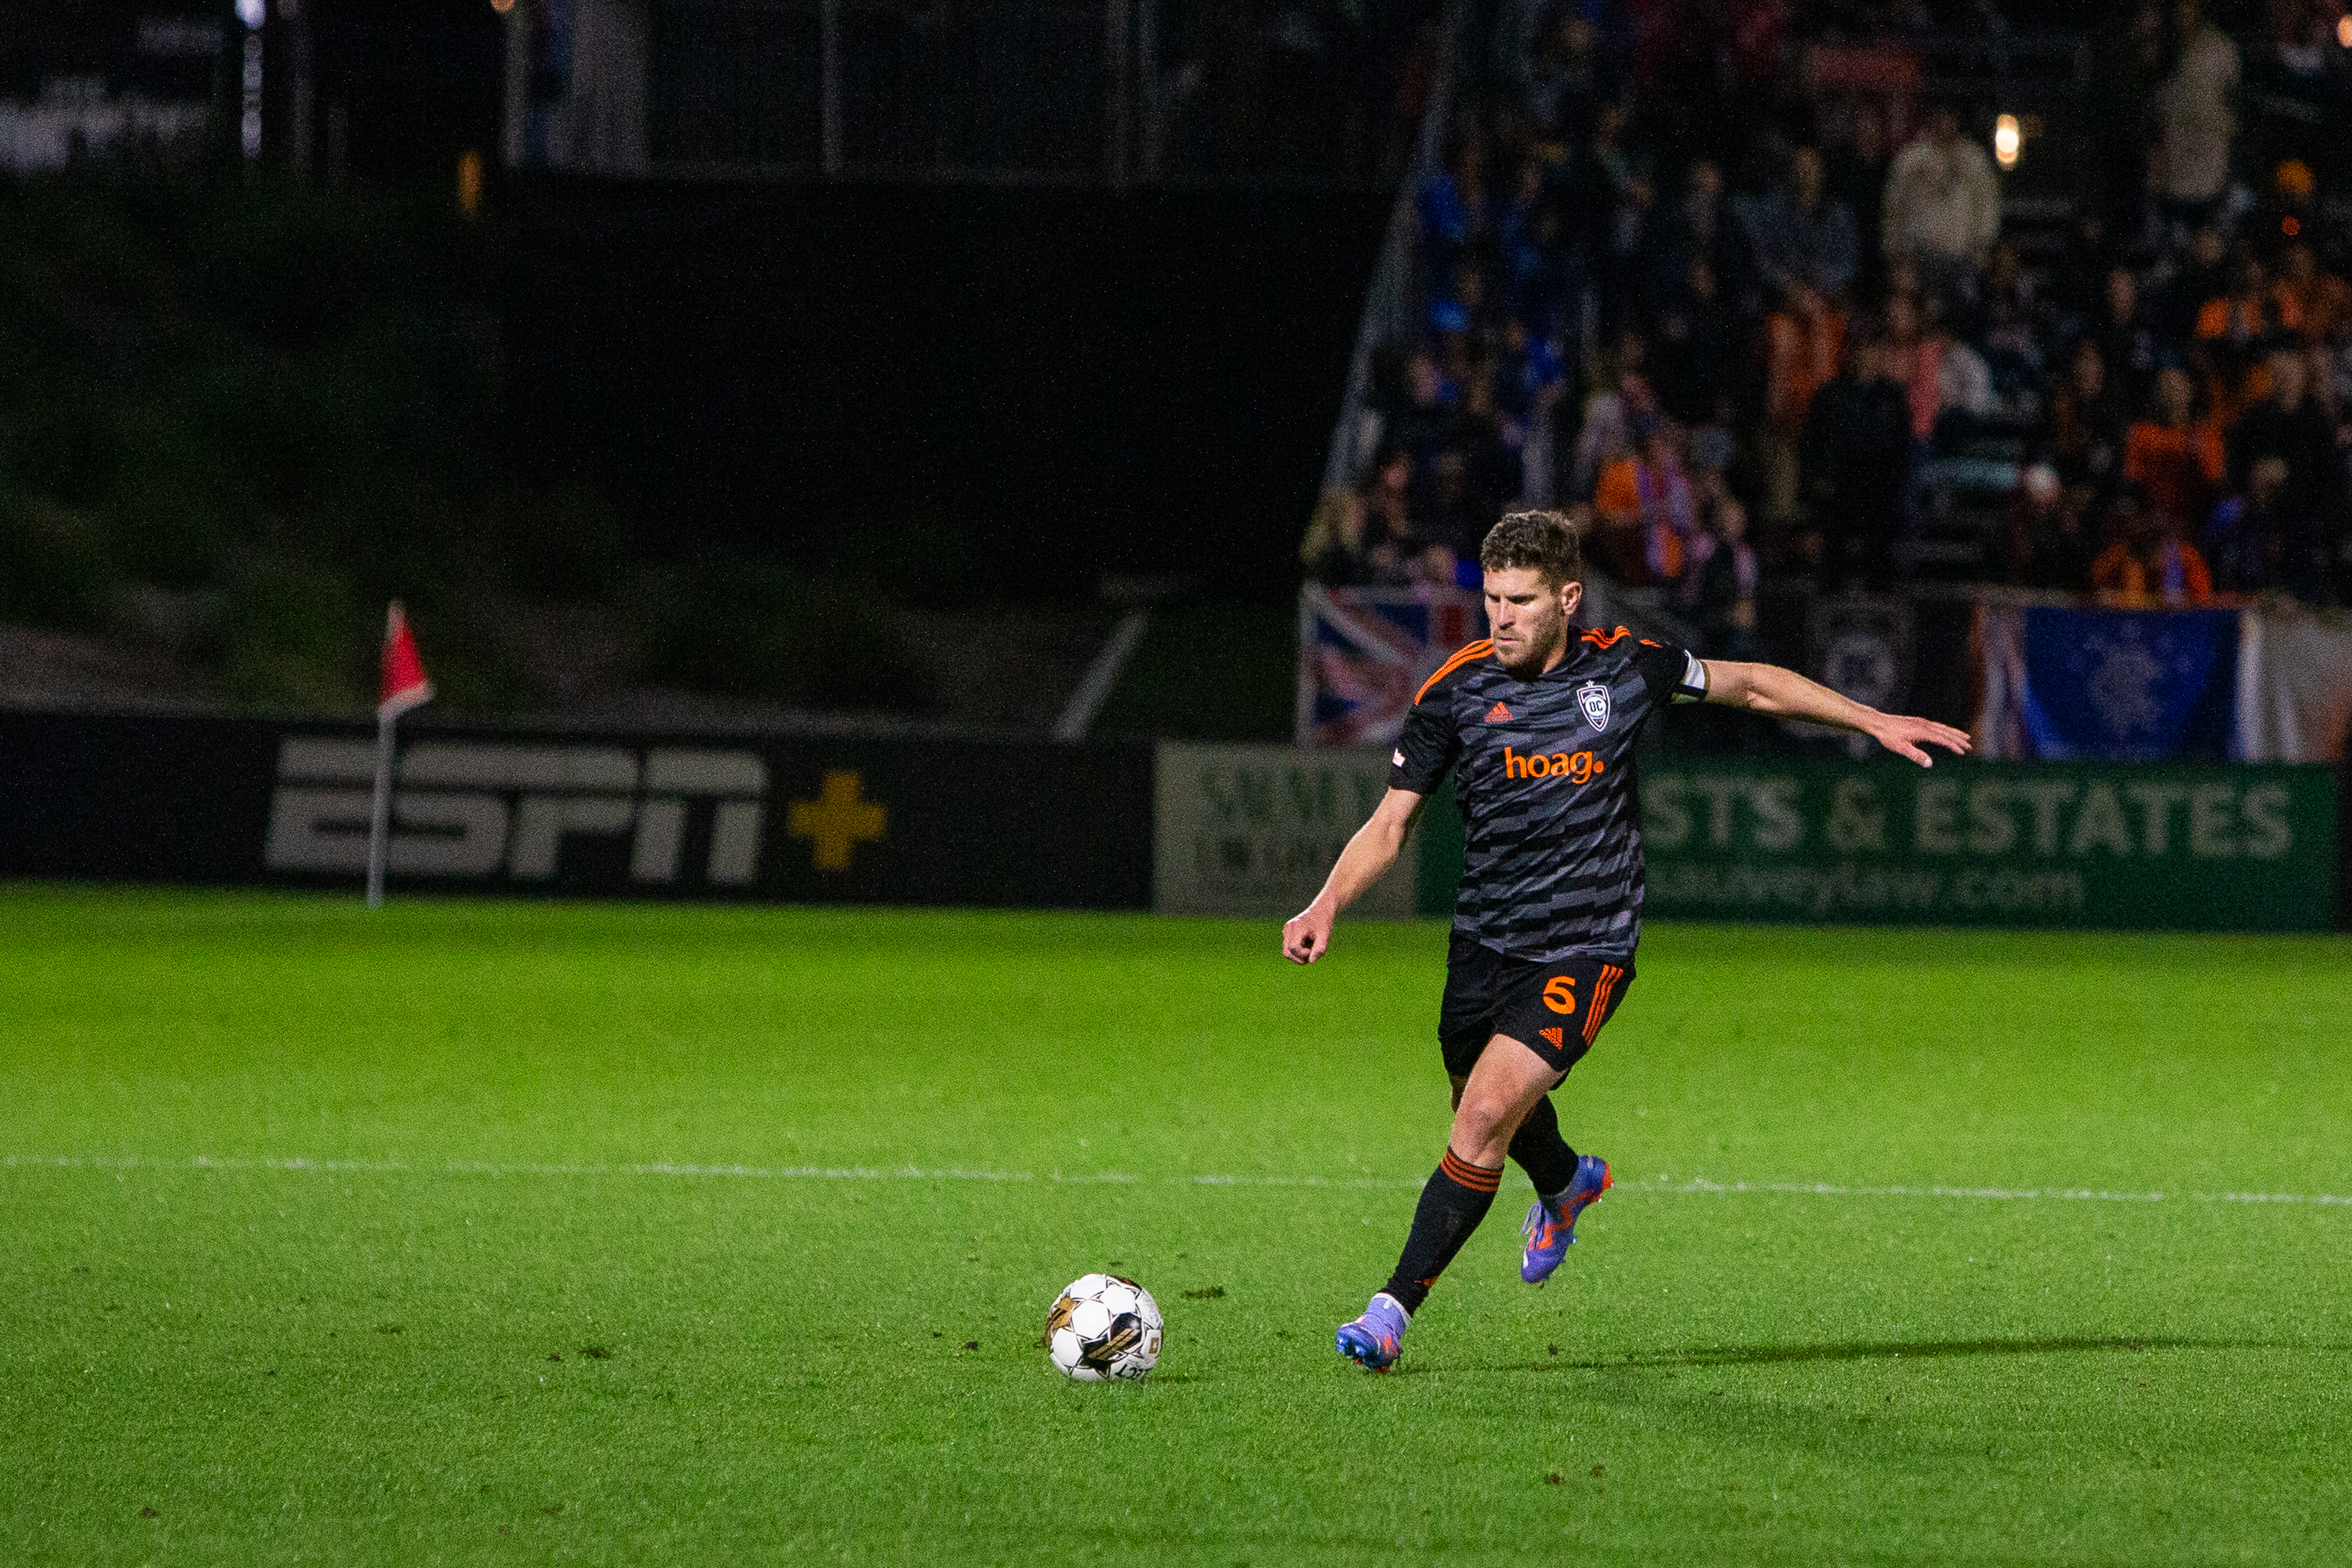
[0,0,2328,735]
[505,178,1387,596]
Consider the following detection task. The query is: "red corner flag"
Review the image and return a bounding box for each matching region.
[379,601,433,720]
[369,602,433,908]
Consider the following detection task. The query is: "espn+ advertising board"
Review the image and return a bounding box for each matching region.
[0,712,1151,909]
[0,714,2338,931]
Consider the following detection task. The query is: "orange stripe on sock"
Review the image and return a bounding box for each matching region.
[1440,1151,1502,1192]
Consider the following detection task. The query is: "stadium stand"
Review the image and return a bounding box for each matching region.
[1311,0,2352,641]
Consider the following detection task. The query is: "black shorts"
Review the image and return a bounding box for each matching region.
[1437,928,1636,1078]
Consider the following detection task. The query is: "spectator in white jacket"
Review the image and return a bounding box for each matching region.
[2154,0,2239,218]
[1881,105,2001,312]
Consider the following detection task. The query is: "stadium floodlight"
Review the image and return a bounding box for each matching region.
[1994,114,2020,170]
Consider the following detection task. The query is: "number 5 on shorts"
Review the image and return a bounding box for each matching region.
[1542,975,1577,1015]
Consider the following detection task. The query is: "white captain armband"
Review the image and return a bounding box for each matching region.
[1671,651,1709,704]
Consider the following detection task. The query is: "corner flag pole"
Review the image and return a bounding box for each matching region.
[368,601,435,910]
[367,708,395,910]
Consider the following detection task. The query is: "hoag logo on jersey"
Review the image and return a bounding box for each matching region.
[1502,747,1608,783]
[1575,681,1612,732]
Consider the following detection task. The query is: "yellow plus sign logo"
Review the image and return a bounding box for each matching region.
[786,770,887,872]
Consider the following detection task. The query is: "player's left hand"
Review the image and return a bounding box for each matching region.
[1868,714,1972,767]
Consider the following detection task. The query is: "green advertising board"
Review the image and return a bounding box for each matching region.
[1416,761,2338,932]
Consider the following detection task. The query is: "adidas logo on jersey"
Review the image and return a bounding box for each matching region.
[1538,1026,1565,1048]
[1484,701,1512,723]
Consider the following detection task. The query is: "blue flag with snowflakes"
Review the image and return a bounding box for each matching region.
[1977,605,2241,761]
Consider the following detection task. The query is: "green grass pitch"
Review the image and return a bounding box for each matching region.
[4,885,2350,1565]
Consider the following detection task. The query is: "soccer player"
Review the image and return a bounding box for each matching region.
[1283,510,1969,1370]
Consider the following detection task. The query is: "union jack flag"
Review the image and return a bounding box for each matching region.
[1297,584,1485,748]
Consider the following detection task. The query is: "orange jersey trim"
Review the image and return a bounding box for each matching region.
[1581,626,1633,648]
[1414,640,1494,705]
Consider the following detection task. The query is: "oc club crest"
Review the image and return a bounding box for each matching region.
[1575,681,1612,732]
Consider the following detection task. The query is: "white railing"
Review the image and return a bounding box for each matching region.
[1315,0,1467,494]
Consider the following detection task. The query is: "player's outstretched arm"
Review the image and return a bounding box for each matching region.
[1282,787,1425,964]
[1700,659,1972,767]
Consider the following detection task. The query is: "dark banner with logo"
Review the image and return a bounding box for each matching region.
[0,713,1153,909]
[6,714,2340,928]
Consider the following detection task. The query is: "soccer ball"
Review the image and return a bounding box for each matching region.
[1045,1273,1163,1382]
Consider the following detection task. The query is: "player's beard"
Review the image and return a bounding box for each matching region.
[1495,601,1569,677]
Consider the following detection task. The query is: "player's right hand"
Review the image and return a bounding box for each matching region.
[1282,902,1335,965]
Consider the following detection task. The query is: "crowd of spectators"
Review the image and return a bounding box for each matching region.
[1304,0,2352,651]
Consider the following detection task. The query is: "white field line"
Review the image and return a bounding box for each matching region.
[3,1153,2350,1209]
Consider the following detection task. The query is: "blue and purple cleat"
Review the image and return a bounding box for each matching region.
[1521,1154,1612,1285]
[1335,1292,1410,1370]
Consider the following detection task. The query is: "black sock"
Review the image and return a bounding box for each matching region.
[1508,1094,1579,1203]
[1381,1149,1502,1315]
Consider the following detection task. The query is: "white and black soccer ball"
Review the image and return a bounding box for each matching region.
[1045,1273,1163,1382]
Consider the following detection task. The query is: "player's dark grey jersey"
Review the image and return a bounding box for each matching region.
[1391,627,1708,962]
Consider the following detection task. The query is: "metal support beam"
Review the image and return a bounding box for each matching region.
[1137,0,1159,179]
[820,0,843,176]
[1104,0,1131,187]
[1055,611,1150,743]
[500,0,529,166]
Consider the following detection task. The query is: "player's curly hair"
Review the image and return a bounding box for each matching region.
[1479,509,1584,586]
